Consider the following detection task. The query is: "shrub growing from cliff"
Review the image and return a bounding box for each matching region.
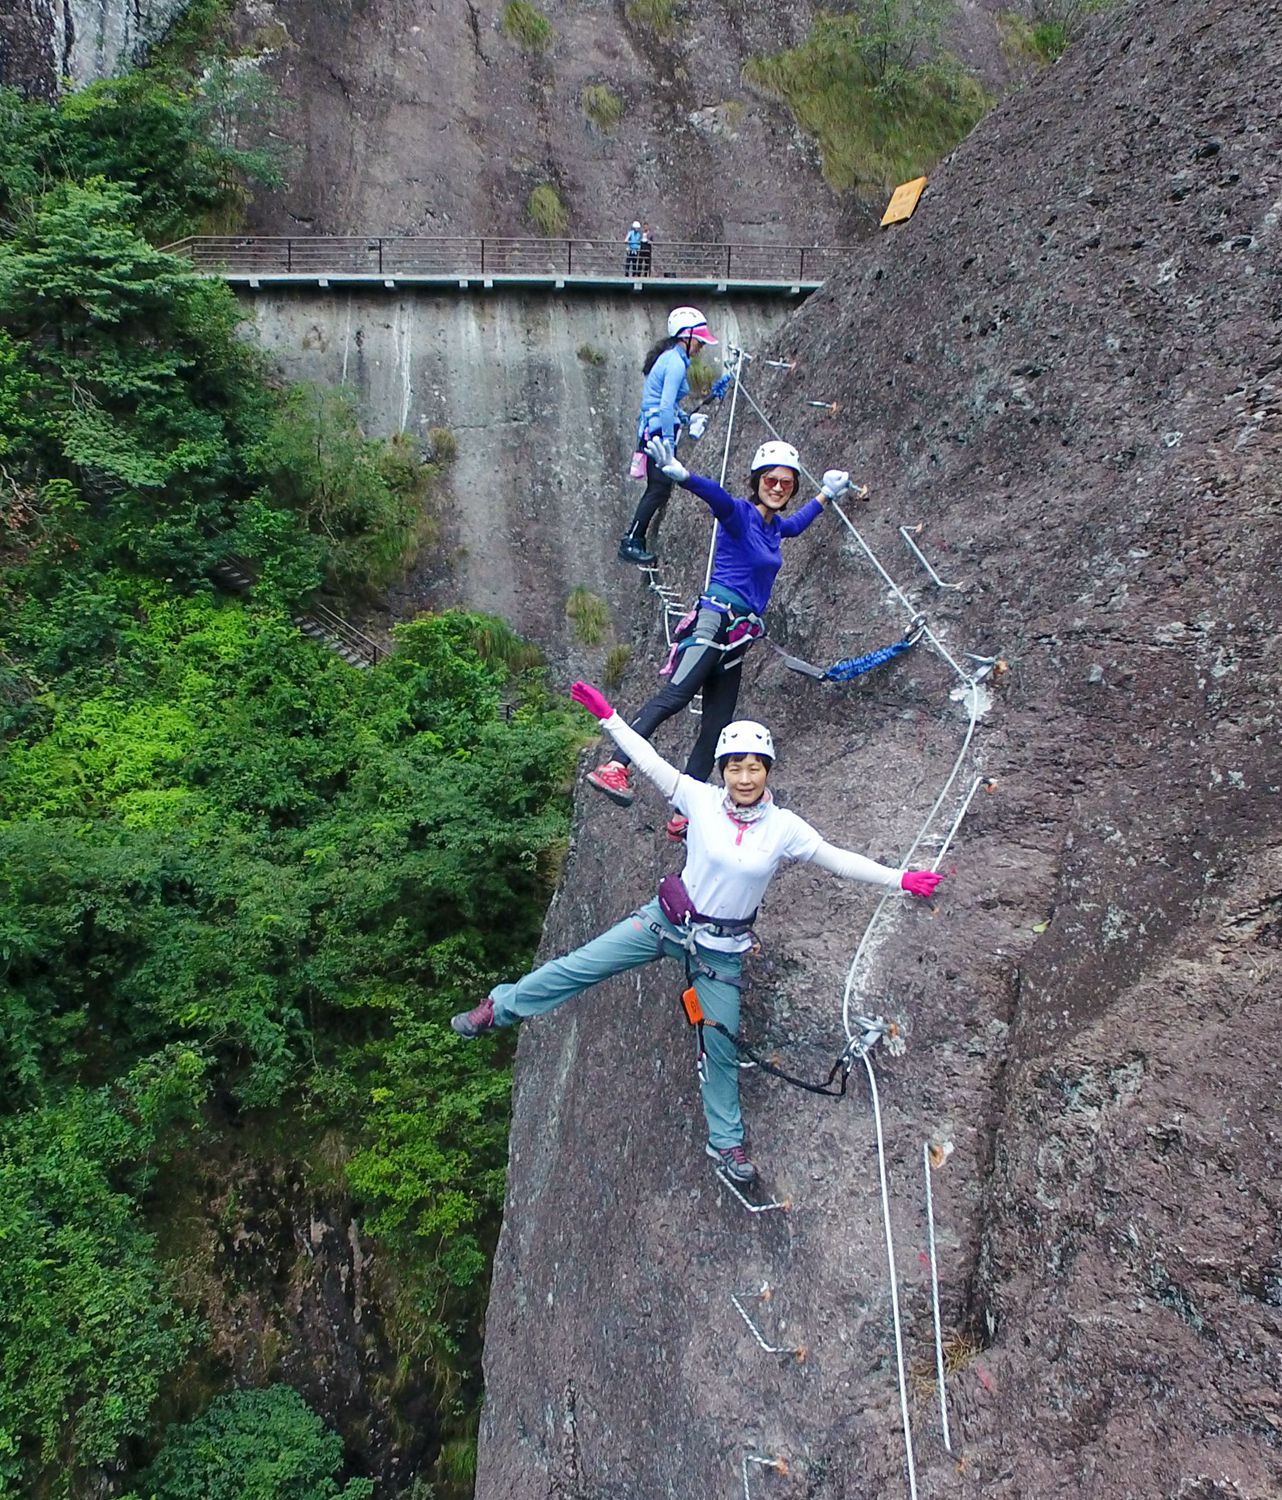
[744,9,992,193]
[500,0,554,52]
[581,83,624,131]
[625,0,677,37]
[528,182,569,236]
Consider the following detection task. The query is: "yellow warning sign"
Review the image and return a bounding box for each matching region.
[880,176,928,227]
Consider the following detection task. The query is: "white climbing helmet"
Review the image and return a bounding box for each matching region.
[632,221,641,229]
[667,305,718,344]
[715,720,776,763]
[750,440,801,474]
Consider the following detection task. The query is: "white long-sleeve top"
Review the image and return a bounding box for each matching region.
[605,714,904,952]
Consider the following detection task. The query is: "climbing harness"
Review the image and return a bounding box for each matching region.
[764,613,927,682]
[659,591,765,677]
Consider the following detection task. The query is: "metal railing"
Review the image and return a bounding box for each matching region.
[302,601,384,667]
[164,235,854,284]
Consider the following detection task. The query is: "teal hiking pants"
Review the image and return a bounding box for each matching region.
[490,899,746,1148]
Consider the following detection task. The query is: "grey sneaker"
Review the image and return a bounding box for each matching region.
[451,997,496,1038]
[707,1143,757,1184]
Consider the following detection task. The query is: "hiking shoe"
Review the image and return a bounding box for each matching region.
[587,761,634,807]
[665,813,689,842]
[707,1143,757,1185]
[451,997,496,1038]
[617,535,657,567]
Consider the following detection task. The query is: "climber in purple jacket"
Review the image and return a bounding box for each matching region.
[589,436,860,840]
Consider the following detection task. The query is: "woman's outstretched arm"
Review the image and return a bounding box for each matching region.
[570,682,679,800]
[643,438,737,524]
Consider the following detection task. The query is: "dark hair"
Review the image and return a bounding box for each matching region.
[717,752,774,775]
[748,467,799,503]
[642,335,679,375]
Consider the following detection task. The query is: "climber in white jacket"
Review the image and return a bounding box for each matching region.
[450,680,943,1185]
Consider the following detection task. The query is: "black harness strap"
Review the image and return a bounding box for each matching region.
[679,949,850,1099]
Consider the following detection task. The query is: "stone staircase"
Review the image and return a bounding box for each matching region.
[211,555,383,669]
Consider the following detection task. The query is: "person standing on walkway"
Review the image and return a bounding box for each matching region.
[618,305,730,567]
[625,220,642,275]
[451,694,943,1184]
[639,222,654,276]
[599,436,855,838]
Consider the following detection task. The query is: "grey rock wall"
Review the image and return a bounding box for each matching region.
[226,0,1018,243]
[0,0,188,96]
[240,285,794,667]
[471,0,1282,1496]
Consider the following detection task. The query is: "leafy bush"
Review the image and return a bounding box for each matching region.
[0,1053,206,1497]
[0,36,582,1498]
[527,182,569,236]
[249,385,437,599]
[580,83,623,130]
[744,12,992,192]
[500,0,554,52]
[1000,0,1114,62]
[576,342,607,366]
[127,1385,373,1500]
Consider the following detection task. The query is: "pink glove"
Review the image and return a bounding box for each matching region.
[901,870,943,899]
[570,680,614,721]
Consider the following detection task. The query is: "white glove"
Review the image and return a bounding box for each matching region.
[820,469,851,500]
[645,436,689,483]
[687,412,710,440]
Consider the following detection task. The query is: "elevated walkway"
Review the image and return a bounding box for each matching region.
[164,235,854,295]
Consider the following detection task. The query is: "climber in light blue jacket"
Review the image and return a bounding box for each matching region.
[618,305,731,567]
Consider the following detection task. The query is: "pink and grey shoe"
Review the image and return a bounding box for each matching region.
[665,813,689,842]
[706,1143,757,1184]
[451,996,496,1038]
[587,761,634,807]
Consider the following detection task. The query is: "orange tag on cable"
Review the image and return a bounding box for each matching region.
[681,987,704,1025]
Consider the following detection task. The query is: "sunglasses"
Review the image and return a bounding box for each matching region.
[759,475,793,491]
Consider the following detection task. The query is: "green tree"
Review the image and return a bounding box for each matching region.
[0,1052,205,1496]
[127,1385,373,1500]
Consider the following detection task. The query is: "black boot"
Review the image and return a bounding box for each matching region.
[618,534,657,566]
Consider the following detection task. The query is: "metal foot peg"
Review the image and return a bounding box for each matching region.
[731,1284,806,1361]
[899,524,965,591]
[713,1168,790,1215]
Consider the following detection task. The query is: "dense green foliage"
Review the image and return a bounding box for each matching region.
[0,23,581,1500]
[125,1386,374,1500]
[744,5,992,193]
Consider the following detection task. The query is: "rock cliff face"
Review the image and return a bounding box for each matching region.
[226,0,1014,242]
[475,1,1282,1496]
[240,285,796,665]
[0,0,188,97]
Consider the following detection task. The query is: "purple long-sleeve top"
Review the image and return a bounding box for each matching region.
[683,472,824,616]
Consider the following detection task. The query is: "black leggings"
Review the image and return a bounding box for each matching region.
[624,453,674,543]
[614,604,752,783]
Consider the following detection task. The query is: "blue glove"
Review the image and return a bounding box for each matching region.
[711,373,732,401]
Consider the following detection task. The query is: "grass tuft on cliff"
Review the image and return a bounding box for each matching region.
[501,0,554,52]
[625,0,677,37]
[744,13,992,194]
[566,587,611,646]
[528,182,569,236]
[581,82,624,131]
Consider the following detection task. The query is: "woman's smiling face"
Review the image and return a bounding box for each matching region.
[723,754,769,806]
